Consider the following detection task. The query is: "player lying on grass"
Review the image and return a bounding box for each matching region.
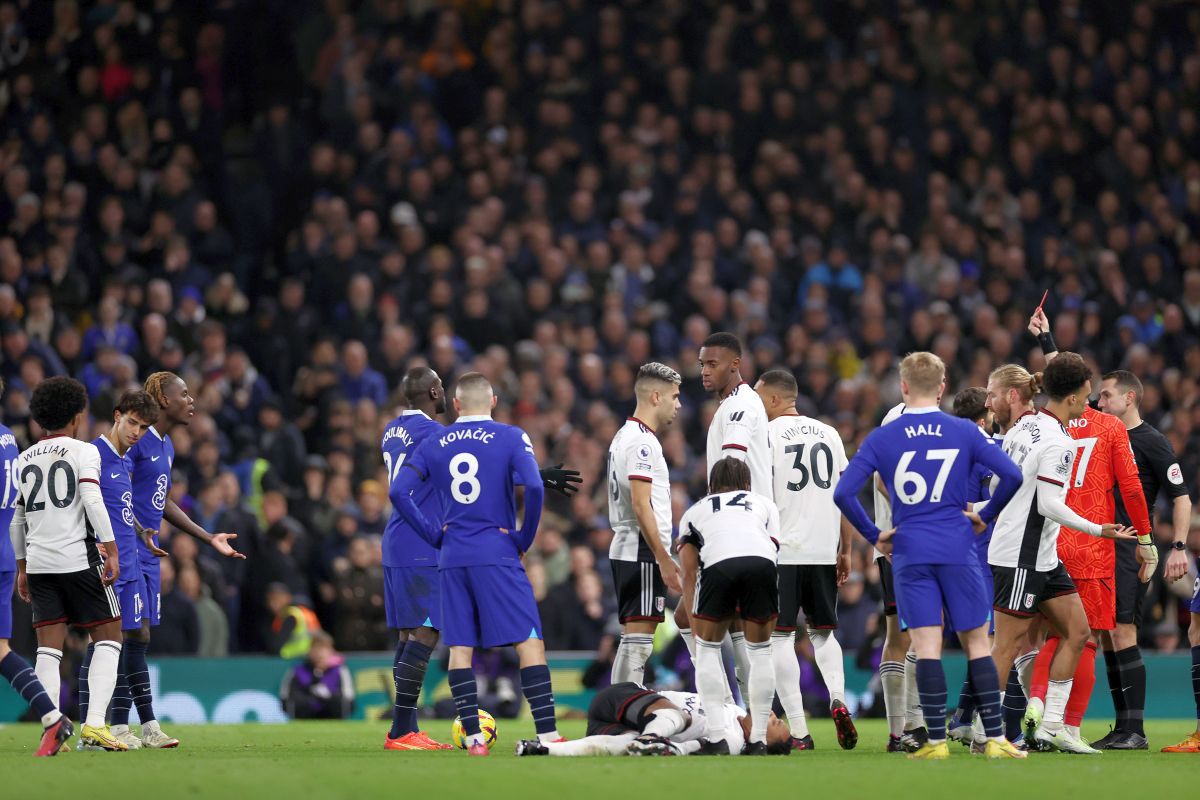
[514,682,792,757]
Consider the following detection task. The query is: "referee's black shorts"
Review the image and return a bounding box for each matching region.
[1113,538,1148,626]
[29,566,121,629]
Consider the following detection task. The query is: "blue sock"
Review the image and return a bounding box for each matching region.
[78,643,94,725]
[448,668,481,737]
[124,639,155,724]
[915,659,947,743]
[967,657,1003,738]
[390,640,432,738]
[952,675,975,726]
[1191,645,1200,722]
[389,639,406,738]
[1002,666,1026,740]
[519,664,557,736]
[0,651,58,723]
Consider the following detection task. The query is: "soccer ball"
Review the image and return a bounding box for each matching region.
[451,709,498,750]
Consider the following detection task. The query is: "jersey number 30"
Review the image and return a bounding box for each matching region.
[893,449,959,505]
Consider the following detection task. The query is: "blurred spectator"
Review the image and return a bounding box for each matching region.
[152,559,199,655]
[266,582,321,659]
[331,537,388,651]
[179,563,230,658]
[281,631,355,719]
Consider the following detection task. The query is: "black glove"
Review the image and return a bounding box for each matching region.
[540,463,582,496]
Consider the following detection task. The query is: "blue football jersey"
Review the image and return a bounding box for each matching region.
[965,433,1004,566]
[382,411,445,567]
[398,415,543,568]
[835,407,1021,566]
[129,426,174,568]
[0,424,19,569]
[94,435,141,583]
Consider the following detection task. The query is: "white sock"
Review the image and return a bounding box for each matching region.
[745,640,775,743]
[86,641,122,729]
[808,629,846,705]
[34,647,62,714]
[546,733,637,756]
[903,650,923,730]
[972,710,986,744]
[643,708,686,738]
[611,634,655,685]
[537,729,563,744]
[773,632,809,737]
[879,660,906,737]
[111,724,129,735]
[729,631,749,703]
[1016,650,1038,698]
[1066,724,1080,739]
[143,719,161,734]
[679,628,696,659]
[1043,678,1071,731]
[695,638,729,743]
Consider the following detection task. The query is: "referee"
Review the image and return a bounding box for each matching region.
[1096,370,1194,750]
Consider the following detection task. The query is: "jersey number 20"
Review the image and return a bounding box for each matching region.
[21,460,77,512]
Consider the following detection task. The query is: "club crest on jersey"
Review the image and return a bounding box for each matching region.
[656,597,665,612]
[1056,451,1073,476]
[1168,463,1184,486]
[1024,593,1035,609]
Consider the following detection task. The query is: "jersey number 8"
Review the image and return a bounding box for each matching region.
[450,453,481,504]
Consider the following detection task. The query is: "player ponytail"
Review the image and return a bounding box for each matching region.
[144,371,181,408]
[988,364,1038,402]
[1040,352,1091,400]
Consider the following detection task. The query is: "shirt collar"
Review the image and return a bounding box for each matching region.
[400,410,430,419]
[901,406,940,414]
[148,425,165,441]
[455,415,492,423]
[97,434,121,456]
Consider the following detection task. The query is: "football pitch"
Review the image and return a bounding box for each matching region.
[1,719,1196,799]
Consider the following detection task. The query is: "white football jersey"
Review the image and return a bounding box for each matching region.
[11,436,114,573]
[872,403,906,559]
[678,490,779,567]
[607,417,672,562]
[658,690,747,752]
[988,410,1077,571]
[706,382,770,495]
[767,414,848,565]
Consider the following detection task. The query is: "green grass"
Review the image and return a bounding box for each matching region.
[1,719,1197,799]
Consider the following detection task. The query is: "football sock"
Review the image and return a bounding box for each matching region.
[391,640,432,738]
[546,733,637,756]
[109,654,133,727]
[1029,636,1058,702]
[643,708,686,738]
[34,647,62,716]
[123,638,156,724]
[772,632,810,737]
[448,667,481,737]
[611,633,654,685]
[1064,641,1097,727]
[1190,645,1200,722]
[519,664,559,739]
[729,631,749,700]
[967,657,1003,739]
[879,659,906,737]
[679,628,696,659]
[695,637,728,743]
[1104,647,1125,728]
[1002,667,1026,740]
[1016,648,1037,697]
[745,640,774,743]
[952,674,975,727]
[86,641,122,730]
[388,639,407,738]
[1116,646,1146,737]
[0,651,59,726]
[807,629,845,705]
[903,651,923,730]
[78,642,94,726]
[915,659,947,743]
[1043,678,1072,732]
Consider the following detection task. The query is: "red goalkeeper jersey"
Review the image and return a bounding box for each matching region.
[1058,407,1152,578]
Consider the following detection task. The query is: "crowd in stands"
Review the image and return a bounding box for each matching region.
[1,0,1199,667]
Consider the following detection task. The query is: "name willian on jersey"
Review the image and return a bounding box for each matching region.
[20,442,70,460]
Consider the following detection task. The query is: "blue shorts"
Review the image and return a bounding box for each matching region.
[116,578,145,631]
[944,564,995,635]
[1190,576,1200,614]
[384,566,441,630]
[0,570,13,639]
[893,562,989,633]
[140,561,161,627]
[440,565,542,648]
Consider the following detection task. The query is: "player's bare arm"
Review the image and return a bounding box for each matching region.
[631,478,681,593]
[164,499,245,559]
[97,539,120,585]
[1163,493,1193,583]
[837,516,854,586]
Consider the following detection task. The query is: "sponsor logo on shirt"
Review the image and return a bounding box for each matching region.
[729,411,745,422]
[1168,463,1184,486]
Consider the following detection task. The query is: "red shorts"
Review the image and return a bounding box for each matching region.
[1074,577,1116,631]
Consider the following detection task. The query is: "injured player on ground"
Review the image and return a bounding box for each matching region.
[514,682,793,757]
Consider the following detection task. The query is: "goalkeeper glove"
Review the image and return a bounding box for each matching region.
[540,463,582,496]
[1137,533,1159,569]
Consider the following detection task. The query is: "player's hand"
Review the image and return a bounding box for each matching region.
[102,551,119,586]
[964,510,988,534]
[1164,547,1190,583]
[540,464,582,496]
[836,552,852,586]
[16,570,29,603]
[140,530,169,558]
[1027,307,1050,336]
[1135,533,1158,582]
[876,528,896,556]
[211,532,247,559]
[657,554,683,594]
